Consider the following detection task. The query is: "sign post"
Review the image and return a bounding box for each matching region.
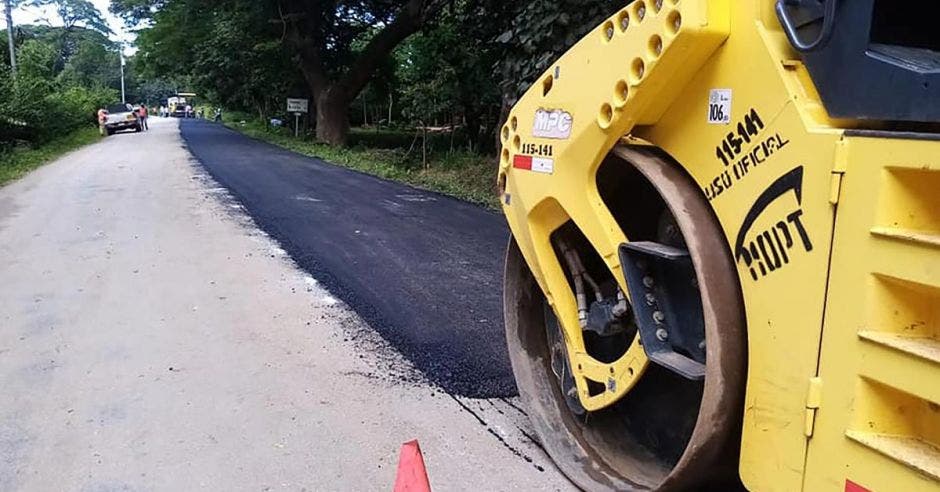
[286,98,309,138]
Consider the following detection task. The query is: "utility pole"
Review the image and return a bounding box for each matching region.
[4,0,15,77]
[119,44,126,103]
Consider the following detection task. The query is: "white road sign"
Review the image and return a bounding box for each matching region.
[287,98,309,114]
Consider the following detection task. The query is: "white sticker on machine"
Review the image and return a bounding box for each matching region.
[532,109,573,139]
[708,89,732,124]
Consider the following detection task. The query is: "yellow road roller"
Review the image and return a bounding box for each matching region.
[498,1,940,490]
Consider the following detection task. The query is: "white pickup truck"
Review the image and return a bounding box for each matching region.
[102,103,141,135]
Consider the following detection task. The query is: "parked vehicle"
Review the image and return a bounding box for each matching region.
[167,93,197,118]
[102,103,141,135]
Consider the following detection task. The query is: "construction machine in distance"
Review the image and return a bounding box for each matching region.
[497,1,940,490]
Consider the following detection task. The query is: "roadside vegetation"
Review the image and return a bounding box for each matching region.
[102,0,622,205]
[224,111,499,208]
[3,0,623,201]
[1,1,127,184]
[1,1,190,185]
[0,124,98,185]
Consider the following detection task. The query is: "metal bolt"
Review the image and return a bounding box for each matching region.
[637,5,646,20]
[620,15,629,31]
[698,340,706,350]
[645,292,656,305]
[643,276,654,288]
[652,310,665,324]
[656,328,668,341]
[654,0,663,11]
[613,299,629,317]
[606,26,614,40]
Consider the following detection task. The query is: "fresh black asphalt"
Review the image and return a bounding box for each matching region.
[180,119,515,398]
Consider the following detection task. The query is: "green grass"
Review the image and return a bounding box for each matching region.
[0,126,102,186]
[224,113,500,209]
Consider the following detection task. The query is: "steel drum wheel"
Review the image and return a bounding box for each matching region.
[503,146,748,491]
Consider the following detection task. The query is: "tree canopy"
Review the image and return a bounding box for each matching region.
[116,0,623,147]
[1,0,124,149]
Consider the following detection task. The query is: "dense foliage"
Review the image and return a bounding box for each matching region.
[115,0,623,150]
[2,0,624,155]
[1,23,121,150]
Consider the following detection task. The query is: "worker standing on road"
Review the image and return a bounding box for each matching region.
[97,108,108,136]
[139,104,149,131]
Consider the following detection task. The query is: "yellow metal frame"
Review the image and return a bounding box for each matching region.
[499,1,940,490]
[804,136,940,492]
[499,0,731,413]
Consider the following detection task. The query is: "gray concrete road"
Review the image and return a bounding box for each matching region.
[0,118,574,491]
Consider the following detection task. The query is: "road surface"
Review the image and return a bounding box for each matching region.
[180,120,513,399]
[0,118,572,491]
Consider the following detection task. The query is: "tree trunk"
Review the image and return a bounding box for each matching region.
[361,94,367,126]
[422,122,428,169]
[465,110,482,153]
[284,0,440,146]
[315,89,350,146]
[4,0,15,77]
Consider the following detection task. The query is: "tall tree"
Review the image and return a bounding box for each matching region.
[109,0,165,25]
[28,0,110,33]
[114,0,440,145]
[190,3,297,120]
[396,0,517,151]
[278,0,443,145]
[27,0,111,71]
[4,0,15,76]
[57,34,120,88]
[125,0,298,118]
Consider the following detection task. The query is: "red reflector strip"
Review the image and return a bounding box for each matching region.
[513,154,532,170]
[845,480,870,492]
[512,155,554,174]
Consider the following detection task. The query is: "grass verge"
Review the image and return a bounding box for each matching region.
[223,114,500,209]
[0,126,101,186]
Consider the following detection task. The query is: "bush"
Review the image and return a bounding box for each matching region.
[0,66,117,151]
[45,85,118,135]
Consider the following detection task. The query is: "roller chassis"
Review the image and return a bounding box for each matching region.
[499,1,940,491]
